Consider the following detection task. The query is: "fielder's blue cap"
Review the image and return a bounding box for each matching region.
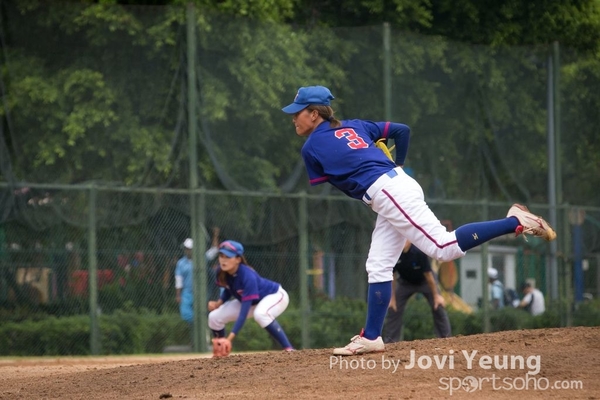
[281,86,335,114]
[219,240,244,258]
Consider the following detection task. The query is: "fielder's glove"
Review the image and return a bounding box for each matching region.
[375,139,395,162]
[212,338,231,357]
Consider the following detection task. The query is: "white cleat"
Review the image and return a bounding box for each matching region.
[333,333,385,356]
[507,204,557,241]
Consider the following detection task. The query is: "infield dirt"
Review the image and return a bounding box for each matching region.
[0,326,598,399]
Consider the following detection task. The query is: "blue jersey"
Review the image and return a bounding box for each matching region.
[218,264,280,304]
[301,119,410,199]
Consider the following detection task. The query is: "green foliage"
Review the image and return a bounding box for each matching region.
[289,0,433,30]
[428,0,600,52]
[309,296,367,349]
[0,310,186,356]
[573,299,600,327]
[168,0,295,22]
[4,2,181,184]
[489,307,536,332]
[2,1,600,204]
[403,297,483,339]
[402,296,437,340]
[559,53,600,206]
[1,298,599,355]
[447,308,482,336]
[528,307,561,330]
[292,0,600,53]
[100,309,189,353]
[0,316,90,356]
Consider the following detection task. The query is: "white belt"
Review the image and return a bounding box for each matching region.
[362,168,399,205]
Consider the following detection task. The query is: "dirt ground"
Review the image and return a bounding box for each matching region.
[0,326,598,400]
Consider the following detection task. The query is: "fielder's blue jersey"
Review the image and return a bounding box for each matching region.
[301,119,410,199]
[218,264,280,304]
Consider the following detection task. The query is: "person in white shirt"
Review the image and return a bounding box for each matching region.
[518,282,545,316]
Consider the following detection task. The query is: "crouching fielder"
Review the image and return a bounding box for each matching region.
[207,240,294,355]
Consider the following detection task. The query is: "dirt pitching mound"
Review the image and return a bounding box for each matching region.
[0,326,598,399]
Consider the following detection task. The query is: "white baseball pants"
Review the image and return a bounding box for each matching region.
[364,167,466,283]
[208,286,289,330]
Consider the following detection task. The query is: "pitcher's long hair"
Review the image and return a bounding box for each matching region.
[307,105,341,128]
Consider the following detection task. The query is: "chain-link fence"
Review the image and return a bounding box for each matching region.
[1,2,599,355]
[1,185,598,354]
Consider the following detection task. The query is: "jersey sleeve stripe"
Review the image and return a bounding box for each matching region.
[241,294,259,302]
[382,121,390,138]
[310,176,329,184]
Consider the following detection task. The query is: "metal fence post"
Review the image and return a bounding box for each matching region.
[187,3,208,353]
[88,184,100,355]
[563,206,573,327]
[547,43,561,301]
[383,22,392,121]
[298,192,310,348]
[193,189,208,352]
[480,201,490,333]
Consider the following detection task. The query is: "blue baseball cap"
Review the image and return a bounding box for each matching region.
[219,240,244,258]
[281,86,335,114]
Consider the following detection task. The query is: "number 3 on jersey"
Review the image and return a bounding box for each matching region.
[334,128,369,149]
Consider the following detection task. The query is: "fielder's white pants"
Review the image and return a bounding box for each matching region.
[363,167,466,283]
[208,286,289,330]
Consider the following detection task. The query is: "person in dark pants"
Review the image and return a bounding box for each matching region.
[383,241,451,343]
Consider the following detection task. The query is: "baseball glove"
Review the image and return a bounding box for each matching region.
[375,139,395,162]
[212,338,231,357]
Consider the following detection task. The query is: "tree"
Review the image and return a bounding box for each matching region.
[1,0,314,190]
[2,0,599,205]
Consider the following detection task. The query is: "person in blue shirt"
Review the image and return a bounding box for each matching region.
[488,267,505,310]
[281,85,556,356]
[174,227,220,324]
[207,240,294,352]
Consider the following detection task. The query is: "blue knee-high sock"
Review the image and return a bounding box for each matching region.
[455,217,519,252]
[264,320,293,350]
[363,281,392,340]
